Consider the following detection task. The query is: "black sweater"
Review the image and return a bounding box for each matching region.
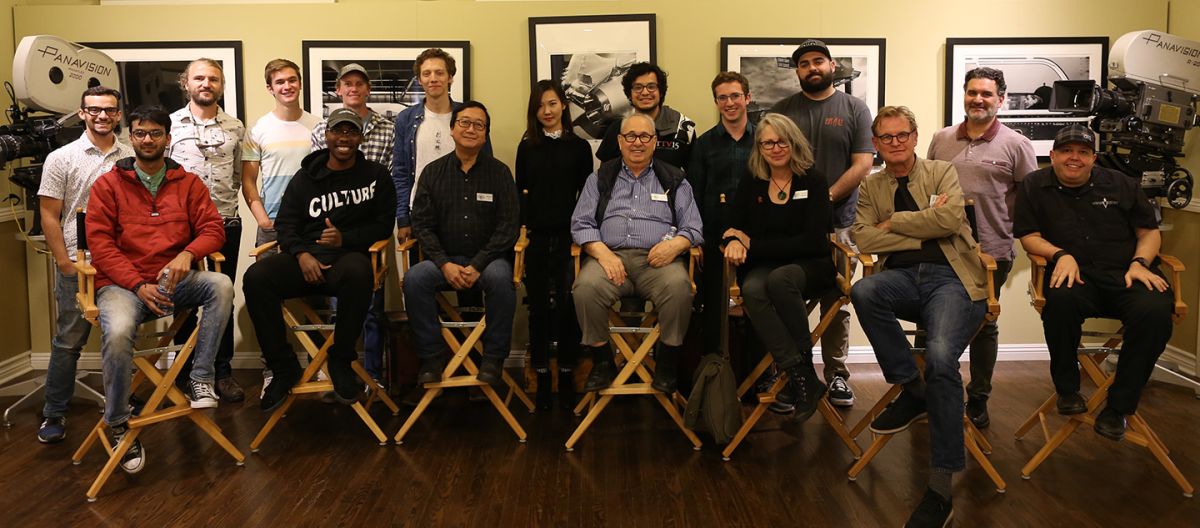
[275,150,397,264]
[514,133,593,233]
[728,169,832,269]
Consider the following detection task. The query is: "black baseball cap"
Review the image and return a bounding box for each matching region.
[792,39,832,65]
[327,107,363,131]
[1052,124,1096,150]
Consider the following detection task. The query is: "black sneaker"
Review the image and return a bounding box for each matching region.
[870,390,928,434]
[828,375,855,407]
[417,357,447,384]
[1094,406,1127,441]
[966,397,989,429]
[477,357,504,385]
[260,368,301,412]
[327,358,363,405]
[129,394,147,417]
[110,423,145,474]
[37,416,67,444]
[184,379,219,409]
[783,364,827,424]
[905,488,953,527]
[1056,392,1087,415]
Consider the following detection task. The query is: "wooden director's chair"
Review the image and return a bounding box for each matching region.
[248,239,401,450]
[1015,253,1193,497]
[392,230,535,444]
[845,204,1007,493]
[70,212,245,502]
[564,245,704,451]
[720,234,865,461]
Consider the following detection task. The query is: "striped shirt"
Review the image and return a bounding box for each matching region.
[243,111,321,219]
[311,109,395,173]
[168,106,246,218]
[36,132,134,260]
[571,162,704,249]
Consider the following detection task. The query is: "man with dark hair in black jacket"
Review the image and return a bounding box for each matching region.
[244,108,397,411]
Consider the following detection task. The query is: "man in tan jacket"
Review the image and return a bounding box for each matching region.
[849,106,987,527]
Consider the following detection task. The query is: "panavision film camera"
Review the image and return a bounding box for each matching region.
[1052,30,1199,210]
[2,36,118,234]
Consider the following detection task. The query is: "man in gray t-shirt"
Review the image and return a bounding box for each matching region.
[768,39,874,407]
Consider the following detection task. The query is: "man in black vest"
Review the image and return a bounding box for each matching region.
[570,113,704,394]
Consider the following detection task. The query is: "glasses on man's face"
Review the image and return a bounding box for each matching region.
[715,93,745,103]
[632,83,659,93]
[455,119,487,132]
[131,129,166,140]
[876,131,914,145]
[758,139,790,151]
[619,133,656,144]
[82,106,119,117]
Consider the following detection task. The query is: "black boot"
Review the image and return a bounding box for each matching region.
[651,345,681,394]
[782,362,827,424]
[558,368,577,409]
[583,345,616,392]
[535,369,553,410]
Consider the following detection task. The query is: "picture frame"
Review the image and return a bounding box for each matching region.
[528,14,656,141]
[944,37,1109,158]
[82,41,245,123]
[302,40,471,121]
[719,38,887,124]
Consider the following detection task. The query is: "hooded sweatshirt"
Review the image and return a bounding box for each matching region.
[274,149,397,264]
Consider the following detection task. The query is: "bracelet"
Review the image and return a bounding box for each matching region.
[1131,257,1149,269]
[1051,249,1068,264]
[722,235,744,248]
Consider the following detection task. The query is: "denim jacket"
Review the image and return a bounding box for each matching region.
[392,99,492,226]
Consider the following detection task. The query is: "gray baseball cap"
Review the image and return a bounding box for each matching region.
[336,63,370,83]
[1052,124,1096,150]
[326,107,363,131]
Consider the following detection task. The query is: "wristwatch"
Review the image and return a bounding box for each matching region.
[1051,249,1068,264]
[1131,257,1149,269]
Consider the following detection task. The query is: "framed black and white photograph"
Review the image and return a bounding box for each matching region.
[82,41,244,123]
[529,14,656,141]
[720,38,886,124]
[302,41,471,121]
[944,37,1108,157]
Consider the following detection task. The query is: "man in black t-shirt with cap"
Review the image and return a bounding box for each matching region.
[1013,124,1173,442]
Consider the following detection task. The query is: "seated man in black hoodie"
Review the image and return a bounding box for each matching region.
[244,108,397,411]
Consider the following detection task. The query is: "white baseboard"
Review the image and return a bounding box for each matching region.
[0,352,33,385]
[1161,344,1198,377]
[29,351,284,371]
[506,344,1052,366]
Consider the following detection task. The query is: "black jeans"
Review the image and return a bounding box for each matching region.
[965,259,1012,400]
[739,260,833,369]
[175,220,240,380]
[525,232,580,369]
[243,252,375,374]
[1041,266,1173,414]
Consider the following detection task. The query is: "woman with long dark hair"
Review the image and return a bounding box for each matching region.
[723,113,836,423]
[515,80,594,409]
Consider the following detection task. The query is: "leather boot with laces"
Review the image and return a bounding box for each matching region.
[783,363,826,424]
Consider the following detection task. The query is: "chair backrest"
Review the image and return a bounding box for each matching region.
[76,209,87,251]
[965,200,979,243]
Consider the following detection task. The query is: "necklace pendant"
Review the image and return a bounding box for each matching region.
[777,191,787,200]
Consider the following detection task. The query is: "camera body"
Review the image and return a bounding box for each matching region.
[1050,30,1200,209]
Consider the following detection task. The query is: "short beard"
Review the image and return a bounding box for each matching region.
[135,149,164,162]
[190,92,219,106]
[800,74,833,94]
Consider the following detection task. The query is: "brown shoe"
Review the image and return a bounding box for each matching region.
[216,376,245,403]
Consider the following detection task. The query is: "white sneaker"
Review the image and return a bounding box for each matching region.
[185,379,219,409]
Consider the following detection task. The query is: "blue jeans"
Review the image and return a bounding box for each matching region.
[403,257,514,362]
[97,270,233,426]
[42,270,94,418]
[850,263,985,473]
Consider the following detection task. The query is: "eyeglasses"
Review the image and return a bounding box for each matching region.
[130,129,166,140]
[619,133,656,144]
[328,126,362,137]
[715,93,745,103]
[82,106,119,117]
[632,83,659,93]
[455,119,487,131]
[876,131,914,145]
[758,139,791,151]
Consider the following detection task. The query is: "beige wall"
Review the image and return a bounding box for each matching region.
[7,0,1196,358]
[1164,0,1200,356]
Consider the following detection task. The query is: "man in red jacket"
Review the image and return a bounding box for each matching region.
[85,105,232,474]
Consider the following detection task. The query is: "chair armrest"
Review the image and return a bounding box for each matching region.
[249,241,279,259]
[830,234,857,293]
[369,239,390,253]
[1027,253,1048,312]
[205,251,225,273]
[513,226,529,284]
[688,247,701,294]
[74,259,99,326]
[369,239,389,290]
[1159,254,1188,321]
[571,243,582,279]
[978,251,1001,320]
[396,238,418,280]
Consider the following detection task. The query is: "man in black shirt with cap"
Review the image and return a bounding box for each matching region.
[1013,124,1173,442]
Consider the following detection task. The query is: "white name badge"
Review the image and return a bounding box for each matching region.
[793,190,808,200]
[650,193,669,202]
[929,194,939,207]
[476,193,494,202]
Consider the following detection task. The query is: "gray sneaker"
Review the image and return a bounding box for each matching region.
[111,423,145,474]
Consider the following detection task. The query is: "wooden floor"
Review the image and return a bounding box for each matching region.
[1,361,1197,527]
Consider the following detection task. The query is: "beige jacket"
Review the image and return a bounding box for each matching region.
[852,157,989,301]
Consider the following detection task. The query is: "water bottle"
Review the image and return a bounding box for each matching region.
[661,226,677,242]
[157,269,174,315]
